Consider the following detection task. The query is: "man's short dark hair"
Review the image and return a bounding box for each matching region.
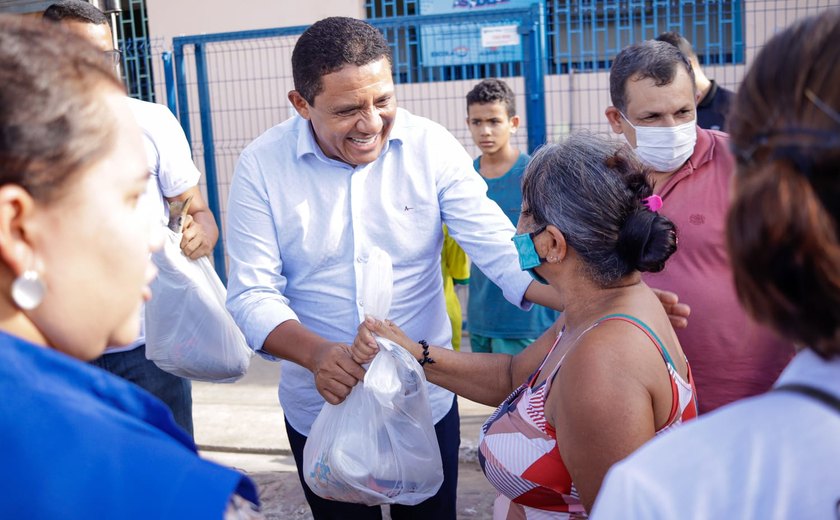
[655,31,695,60]
[43,0,109,26]
[466,78,517,118]
[291,17,392,105]
[609,40,695,113]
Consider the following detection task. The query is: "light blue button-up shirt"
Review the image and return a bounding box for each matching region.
[226,108,533,435]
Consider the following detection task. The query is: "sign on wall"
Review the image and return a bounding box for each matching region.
[418,0,543,67]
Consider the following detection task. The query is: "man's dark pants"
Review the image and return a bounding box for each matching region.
[91,344,194,436]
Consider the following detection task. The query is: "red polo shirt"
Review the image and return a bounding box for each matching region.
[643,127,795,414]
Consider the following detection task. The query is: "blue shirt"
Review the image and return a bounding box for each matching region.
[226,108,533,435]
[468,153,559,339]
[0,331,257,518]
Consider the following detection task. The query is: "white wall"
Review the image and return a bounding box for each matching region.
[145,0,365,42]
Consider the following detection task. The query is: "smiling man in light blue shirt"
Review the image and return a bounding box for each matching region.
[225,16,560,519]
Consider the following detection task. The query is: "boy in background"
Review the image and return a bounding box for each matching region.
[465,79,558,354]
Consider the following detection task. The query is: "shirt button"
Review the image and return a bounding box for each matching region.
[358,300,364,307]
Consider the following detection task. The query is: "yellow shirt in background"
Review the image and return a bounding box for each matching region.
[441,225,469,351]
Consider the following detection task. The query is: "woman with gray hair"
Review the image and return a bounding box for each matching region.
[353,131,698,518]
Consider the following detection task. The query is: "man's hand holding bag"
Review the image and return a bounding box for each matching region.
[145,226,252,383]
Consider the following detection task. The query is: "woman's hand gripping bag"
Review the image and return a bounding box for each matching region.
[303,247,443,505]
[144,227,253,382]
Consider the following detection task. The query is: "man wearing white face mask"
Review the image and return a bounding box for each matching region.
[604,40,794,415]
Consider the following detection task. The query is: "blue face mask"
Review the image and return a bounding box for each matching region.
[512,226,549,285]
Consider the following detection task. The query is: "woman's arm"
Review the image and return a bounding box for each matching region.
[353,316,563,407]
[548,322,658,512]
[524,282,691,330]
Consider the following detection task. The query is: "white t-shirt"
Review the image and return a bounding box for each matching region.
[106,98,201,354]
[590,349,840,520]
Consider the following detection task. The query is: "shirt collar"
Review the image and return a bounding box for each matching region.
[657,126,717,197]
[685,125,715,172]
[697,80,719,109]
[294,115,325,161]
[776,348,840,398]
[387,107,408,143]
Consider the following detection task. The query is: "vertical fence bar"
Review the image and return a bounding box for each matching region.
[173,40,193,145]
[732,0,744,63]
[523,2,547,153]
[162,51,177,116]
[194,43,227,284]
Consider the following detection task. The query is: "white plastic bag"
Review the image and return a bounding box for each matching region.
[360,247,393,322]
[302,247,443,505]
[145,228,252,383]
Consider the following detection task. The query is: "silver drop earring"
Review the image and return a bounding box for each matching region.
[11,270,46,310]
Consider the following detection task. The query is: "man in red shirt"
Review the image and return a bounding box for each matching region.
[604,40,794,413]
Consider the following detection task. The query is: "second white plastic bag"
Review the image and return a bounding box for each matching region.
[145,228,252,383]
[302,247,443,505]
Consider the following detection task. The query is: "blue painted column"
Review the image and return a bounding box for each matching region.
[194,43,227,284]
[173,40,193,145]
[522,2,547,153]
[162,51,177,116]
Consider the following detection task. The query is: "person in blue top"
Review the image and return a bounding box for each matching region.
[0,16,259,519]
[465,79,559,355]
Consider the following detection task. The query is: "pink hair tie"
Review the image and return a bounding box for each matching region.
[642,194,663,212]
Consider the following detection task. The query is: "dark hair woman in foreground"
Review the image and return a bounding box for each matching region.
[0,16,260,519]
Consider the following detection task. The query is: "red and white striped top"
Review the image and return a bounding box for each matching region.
[478,314,698,519]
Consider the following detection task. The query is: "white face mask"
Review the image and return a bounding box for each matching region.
[621,114,697,173]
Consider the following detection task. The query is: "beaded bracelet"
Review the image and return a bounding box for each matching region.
[418,339,436,366]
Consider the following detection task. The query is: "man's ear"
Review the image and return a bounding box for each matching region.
[0,185,37,279]
[542,224,568,264]
[510,114,521,132]
[288,90,311,120]
[605,106,624,135]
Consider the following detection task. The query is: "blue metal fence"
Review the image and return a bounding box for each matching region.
[372,6,546,149]
[166,7,544,281]
[169,25,309,282]
[161,1,833,280]
[545,1,743,73]
[117,0,156,102]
